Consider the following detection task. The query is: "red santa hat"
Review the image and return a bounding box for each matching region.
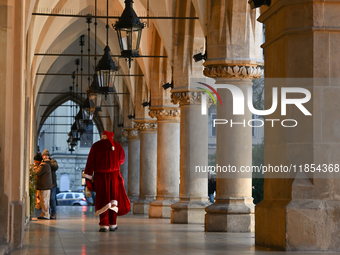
[102,131,115,150]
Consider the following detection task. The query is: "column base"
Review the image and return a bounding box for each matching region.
[255,199,289,250]
[10,201,25,248]
[256,199,340,251]
[129,195,140,212]
[0,193,9,243]
[205,197,254,232]
[149,197,178,219]
[171,198,211,224]
[286,199,340,251]
[133,197,155,215]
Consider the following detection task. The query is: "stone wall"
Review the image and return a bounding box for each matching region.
[52,155,88,192]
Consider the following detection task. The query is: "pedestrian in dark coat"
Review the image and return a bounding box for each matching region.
[42,149,58,219]
[34,152,52,220]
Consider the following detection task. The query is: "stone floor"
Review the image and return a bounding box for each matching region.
[8,206,337,255]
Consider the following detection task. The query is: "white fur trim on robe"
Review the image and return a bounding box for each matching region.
[95,200,118,216]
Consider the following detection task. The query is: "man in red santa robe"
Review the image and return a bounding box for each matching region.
[83,131,126,232]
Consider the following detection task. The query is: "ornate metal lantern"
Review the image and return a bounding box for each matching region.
[113,0,145,68]
[96,46,119,90]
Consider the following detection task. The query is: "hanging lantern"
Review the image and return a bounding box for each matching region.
[88,92,102,118]
[87,74,103,118]
[113,0,145,68]
[71,122,80,142]
[67,134,77,152]
[81,96,92,127]
[82,95,91,119]
[75,110,87,135]
[95,0,119,89]
[96,46,119,90]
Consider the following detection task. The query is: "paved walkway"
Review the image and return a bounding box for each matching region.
[9,206,332,255]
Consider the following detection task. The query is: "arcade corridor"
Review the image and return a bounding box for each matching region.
[2,0,340,253]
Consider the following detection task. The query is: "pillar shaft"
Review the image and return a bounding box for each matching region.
[204,77,260,232]
[133,122,157,214]
[216,79,252,199]
[0,1,26,248]
[116,136,128,192]
[123,128,140,202]
[149,108,180,218]
[170,91,211,223]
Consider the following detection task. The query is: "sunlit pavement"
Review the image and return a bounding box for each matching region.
[9,206,334,255]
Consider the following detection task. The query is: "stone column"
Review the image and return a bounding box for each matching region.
[133,122,157,214]
[122,128,140,202]
[0,1,26,248]
[255,0,340,251]
[115,135,129,191]
[148,108,180,218]
[201,0,263,232]
[204,67,263,232]
[170,91,211,223]
[120,142,129,192]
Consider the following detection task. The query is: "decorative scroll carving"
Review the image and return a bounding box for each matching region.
[171,91,215,107]
[149,109,181,121]
[114,135,128,144]
[134,122,157,131]
[204,65,263,79]
[122,128,139,139]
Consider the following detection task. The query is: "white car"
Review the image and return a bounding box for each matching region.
[56,192,88,206]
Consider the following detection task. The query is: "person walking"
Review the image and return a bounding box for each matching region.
[34,150,53,220]
[41,149,59,219]
[83,131,128,232]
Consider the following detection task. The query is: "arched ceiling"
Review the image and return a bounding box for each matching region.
[38,93,105,135]
[29,0,206,134]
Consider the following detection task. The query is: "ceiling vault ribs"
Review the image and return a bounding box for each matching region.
[32,12,199,20]
[38,92,129,95]
[34,1,197,141]
[34,53,167,58]
[39,104,118,107]
[36,73,144,77]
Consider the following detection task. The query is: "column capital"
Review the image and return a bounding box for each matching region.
[149,107,180,122]
[122,128,139,140]
[171,91,215,107]
[134,122,158,131]
[203,65,263,79]
[113,134,128,145]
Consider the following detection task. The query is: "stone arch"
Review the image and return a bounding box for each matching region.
[37,93,104,135]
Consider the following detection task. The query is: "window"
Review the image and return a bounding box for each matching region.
[66,194,73,199]
[60,174,70,191]
[74,194,80,198]
[80,122,93,147]
[56,194,64,199]
[211,113,217,137]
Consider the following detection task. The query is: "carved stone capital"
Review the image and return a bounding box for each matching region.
[204,65,263,79]
[171,91,215,107]
[149,108,180,121]
[114,135,128,145]
[122,128,139,139]
[134,122,158,131]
